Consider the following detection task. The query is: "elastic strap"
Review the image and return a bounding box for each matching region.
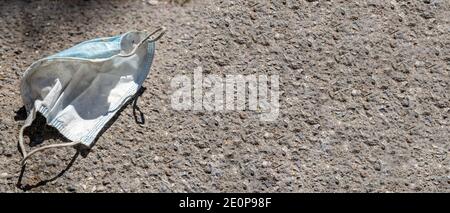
[18,108,81,166]
[119,26,166,57]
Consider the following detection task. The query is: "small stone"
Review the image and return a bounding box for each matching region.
[0,123,6,131]
[204,165,212,174]
[351,89,361,96]
[401,98,410,107]
[239,112,248,119]
[263,132,273,139]
[296,132,305,140]
[147,0,159,5]
[262,161,271,167]
[97,185,107,192]
[1,172,8,178]
[360,171,367,178]
[153,155,162,162]
[66,186,76,192]
[420,11,434,19]
[274,33,283,40]
[412,184,422,191]
[414,60,425,67]
[374,162,382,171]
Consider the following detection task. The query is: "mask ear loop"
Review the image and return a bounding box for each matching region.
[20,141,81,166]
[119,26,166,57]
[18,109,82,166]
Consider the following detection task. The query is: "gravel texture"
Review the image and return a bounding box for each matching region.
[0,0,449,192]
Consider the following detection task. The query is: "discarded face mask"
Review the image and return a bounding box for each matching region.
[18,27,166,165]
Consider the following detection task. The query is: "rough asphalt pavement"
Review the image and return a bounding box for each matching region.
[0,0,449,192]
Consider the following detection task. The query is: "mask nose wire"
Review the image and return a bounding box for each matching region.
[118,26,166,57]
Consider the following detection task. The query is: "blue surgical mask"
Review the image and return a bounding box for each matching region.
[18,27,166,165]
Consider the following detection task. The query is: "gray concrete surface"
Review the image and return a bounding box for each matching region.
[0,0,449,192]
